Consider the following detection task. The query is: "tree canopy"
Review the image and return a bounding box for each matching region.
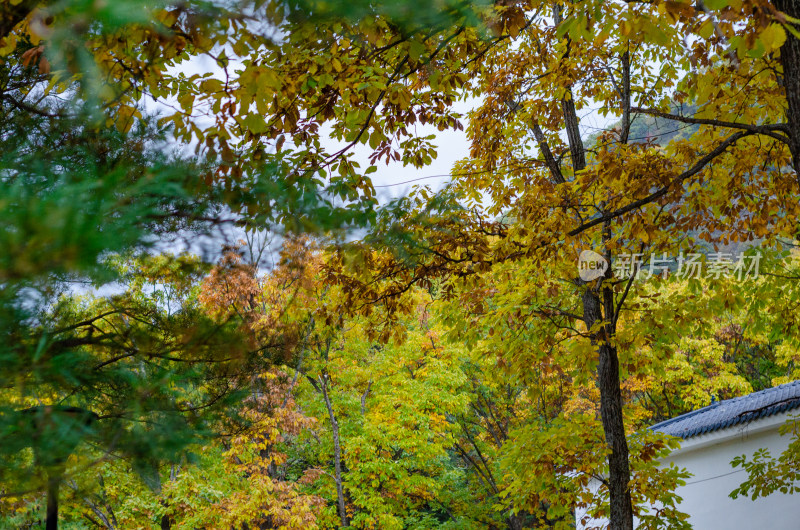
[2,0,800,529]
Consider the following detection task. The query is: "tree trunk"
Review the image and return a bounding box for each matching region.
[583,285,634,530]
[597,340,634,528]
[582,47,636,529]
[554,9,634,523]
[508,513,523,530]
[774,0,800,176]
[320,374,348,528]
[562,94,586,172]
[46,473,59,530]
[619,49,631,144]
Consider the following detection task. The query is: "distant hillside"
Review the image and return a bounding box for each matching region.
[585,104,700,149]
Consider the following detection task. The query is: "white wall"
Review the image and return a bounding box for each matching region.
[576,412,800,529]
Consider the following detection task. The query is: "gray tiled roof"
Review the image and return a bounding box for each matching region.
[651,380,800,439]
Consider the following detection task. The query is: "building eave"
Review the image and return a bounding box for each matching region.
[664,409,794,458]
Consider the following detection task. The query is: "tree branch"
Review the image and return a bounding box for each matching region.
[630,106,789,143]
[568,131,751,236]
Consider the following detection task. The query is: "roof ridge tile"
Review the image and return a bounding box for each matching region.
[650,380,800,439]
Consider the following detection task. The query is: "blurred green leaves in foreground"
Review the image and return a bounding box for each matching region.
[0,0,384,520]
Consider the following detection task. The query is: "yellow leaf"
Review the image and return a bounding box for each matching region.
[759,23,787,52]
[0,35,18,57]
[115,105,140,134]
[697,19,714,40]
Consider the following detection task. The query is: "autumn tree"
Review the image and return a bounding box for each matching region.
[0,1,380,527]
[5,0,800,528]
[258,2,800,528]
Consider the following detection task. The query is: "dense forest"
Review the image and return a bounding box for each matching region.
[1,0,800,528]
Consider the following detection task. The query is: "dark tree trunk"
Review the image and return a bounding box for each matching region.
[775,0,800,175]
[508,513,523,530]
[583,285,634,530]
[597,341,633,530]
[553,10,634,524]
[587,47,636,529]
[562,94,586,172]
[46,474,59,530]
